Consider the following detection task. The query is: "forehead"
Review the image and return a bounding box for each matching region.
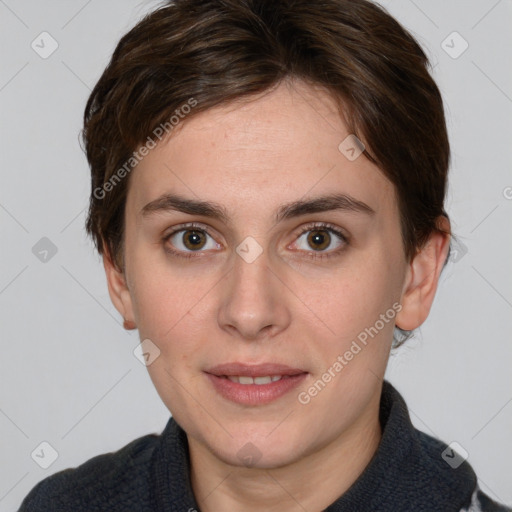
[127,80,396,225]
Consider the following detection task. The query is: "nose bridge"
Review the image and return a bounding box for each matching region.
[232,241,271,298]
[217,238,290,340]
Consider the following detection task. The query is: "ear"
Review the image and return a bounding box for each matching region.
[103,248,137,330]
[395,216,451,331]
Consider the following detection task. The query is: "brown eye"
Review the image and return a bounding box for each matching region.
[182,230,207,250]
[307,230,331,251]
[293,224,347,257]
[167,227,220,254]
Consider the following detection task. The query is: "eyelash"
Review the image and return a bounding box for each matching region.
[162,222,349,261]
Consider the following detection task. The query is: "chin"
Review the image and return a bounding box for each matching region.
[208,426,308,470]
[222,441,303,470]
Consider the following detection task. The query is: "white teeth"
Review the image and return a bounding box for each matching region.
[254,376,272,385]
[226,375,283,385]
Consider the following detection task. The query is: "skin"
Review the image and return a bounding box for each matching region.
[104,79,450,512]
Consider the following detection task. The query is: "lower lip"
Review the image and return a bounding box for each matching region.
[206,373,308,406]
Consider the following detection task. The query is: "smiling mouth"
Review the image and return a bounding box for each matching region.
[222,374,291,384]
[205,362,307,377]
[204,363,308,405]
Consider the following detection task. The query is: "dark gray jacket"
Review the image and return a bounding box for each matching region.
[18,381,511,511]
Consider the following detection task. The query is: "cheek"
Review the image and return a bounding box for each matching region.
[313,262,396,330]
[131,270,201,399]
[302,250,402,364]
[128,257,218,363]
[128,261,186,341]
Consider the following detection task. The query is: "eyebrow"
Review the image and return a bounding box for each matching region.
[140,192,375,224]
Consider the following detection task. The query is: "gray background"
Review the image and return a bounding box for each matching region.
[1,0,511,509]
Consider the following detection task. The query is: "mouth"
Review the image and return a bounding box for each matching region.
[223,375,286,384]
[204,362,308,405]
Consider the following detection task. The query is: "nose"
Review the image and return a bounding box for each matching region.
[217,244,291,341]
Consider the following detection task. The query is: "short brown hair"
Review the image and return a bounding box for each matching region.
[83,0,450,274]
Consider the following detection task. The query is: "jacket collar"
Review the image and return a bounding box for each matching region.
[150,381,476,511]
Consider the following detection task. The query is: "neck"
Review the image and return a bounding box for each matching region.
[188,391,382,512]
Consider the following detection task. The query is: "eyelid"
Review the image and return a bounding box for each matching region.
[163,221,348,243]
[287,221,349,261]
[163,221,218,240]
[291,221,349,243]
[162,222,222,258]
[162,221,349,260]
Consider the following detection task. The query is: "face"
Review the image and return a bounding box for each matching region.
[106,80,442,469]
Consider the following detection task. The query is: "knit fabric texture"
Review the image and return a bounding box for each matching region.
[18,381,511,511]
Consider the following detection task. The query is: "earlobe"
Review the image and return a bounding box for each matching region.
[102,248,137,330]
[123,318,137,330]
[396,217,451,331]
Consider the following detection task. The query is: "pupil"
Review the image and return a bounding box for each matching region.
[308,230,330,251]
[184,230,204,249]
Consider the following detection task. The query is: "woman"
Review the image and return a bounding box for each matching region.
[19,0,511,510]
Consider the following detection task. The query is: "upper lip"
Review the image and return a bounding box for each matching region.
[205,362,307,378]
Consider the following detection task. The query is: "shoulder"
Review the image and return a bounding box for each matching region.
[461,487,512,512]
[414,430,511,511]
[377,383,511,511]
[18,431,160,512]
